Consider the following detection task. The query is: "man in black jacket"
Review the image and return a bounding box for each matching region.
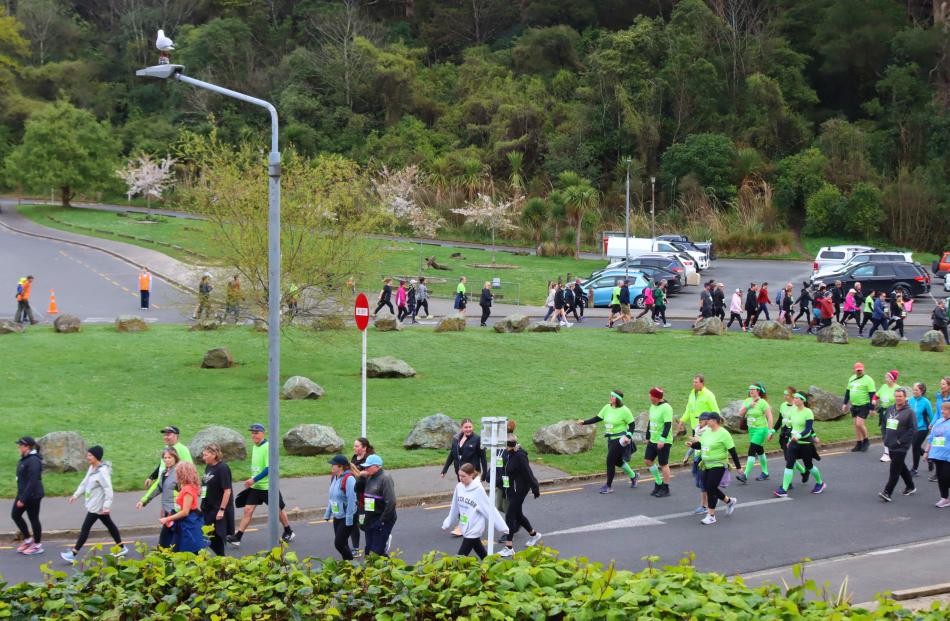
[360,454,396,556]
[879,388,917,502]
[743,284,758,329]
[832,281,844,323]
[479,282,493,327]
[712,283,725,319]
[499,435,541,557]
[13,437,44,555]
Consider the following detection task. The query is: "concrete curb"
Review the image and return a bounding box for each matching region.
[891,582,950,601]
[11,436,872,542]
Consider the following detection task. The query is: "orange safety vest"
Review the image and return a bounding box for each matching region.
[139,272,152,291]
[19,280,31,301]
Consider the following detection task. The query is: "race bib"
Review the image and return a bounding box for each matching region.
[364,498,376,512]
[358,514,365,525]
[84,492,91,501]
[502,476,510,488]
[649,422,657,433]
[886,418,899,430]
[933,437,946,447]
[200,485,207,499]
[495,457,503,467]
[460,514,468,524]
[331,501,340,513]
[748,417,756,425]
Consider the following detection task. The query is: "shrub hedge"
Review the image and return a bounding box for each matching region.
[1,546,946,620]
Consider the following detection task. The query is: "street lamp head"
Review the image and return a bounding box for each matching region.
[136,64,184,80]
[650,176,656,184]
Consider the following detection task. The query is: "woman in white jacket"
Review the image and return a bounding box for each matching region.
[441,463,508,559]
[60,446,127,562]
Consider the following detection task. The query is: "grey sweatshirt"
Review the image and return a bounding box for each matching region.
[141,466,179,514]
[71,462,115,514]
[416,283,428,302]
[884,403,916,452]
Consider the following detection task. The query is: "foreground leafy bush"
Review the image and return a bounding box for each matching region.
[0,546,946,620]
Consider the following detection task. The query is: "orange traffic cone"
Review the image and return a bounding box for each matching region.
[47,289,58,314]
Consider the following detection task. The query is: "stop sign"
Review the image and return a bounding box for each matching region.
[354,293,370,331]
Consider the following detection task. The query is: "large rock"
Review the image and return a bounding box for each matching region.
[202,347,234,368]
[631,411,650,444]
[374,318,403,332]
[720,400,745,433]
[312,315,346,331]
[189,426,248,464]
[366,356,416,378]
[920,330,947,352]
[404,414,460,449]
[282,376,326,400]
[493,315,531,333]
[692,317,724,336]
[0,320,24,334]
[870,330,901,347]
[752,320,790,340]
[617,318,657,334]
[190,319,220,331]
[435,317,466,332]
[36,432,87,473]
[283,424,344,456]
[53,314,81,333]
[115,315,147,332]
[252,319,269,332]
[530,321,561,333]
[816,323,848,344]
[532,420,596,455]
[807,385,846,421]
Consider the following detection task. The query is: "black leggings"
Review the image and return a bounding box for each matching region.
[350,518,360,549]
[480,304,491,325]
[935,460,950,499]
[912,429,929,471]
[894,318,905,338]
[397,305,409,321]
[702,467,728,509]
[504,490,534,543]
[333,519,354,560]
[605,438,632,487]
[11,498,42,543]
[458,537,488,559]
[794,307,810,323]
[374,300,394,315]
[884,450,914,495]
[654,305,666,324]
[74,512,122,551]
[413,300,429,318]
[785,442,816,471]
[726,312,743,328]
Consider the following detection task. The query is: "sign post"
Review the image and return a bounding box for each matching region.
[354,293,370,436]
[481,416,508,556]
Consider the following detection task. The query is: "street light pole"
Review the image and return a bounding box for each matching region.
[624,159,631,281]
[650,176,656,242]
[136,64,283,549]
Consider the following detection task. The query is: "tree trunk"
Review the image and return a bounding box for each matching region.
[60,186,73,208]
[575,219,582,259]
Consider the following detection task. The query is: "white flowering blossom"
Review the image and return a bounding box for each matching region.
[374,165,443,237]
[116,155,177,204]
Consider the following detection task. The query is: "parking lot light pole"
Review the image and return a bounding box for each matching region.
[136,63,283,549]
[625,159,631,281]
[650,176,656,242]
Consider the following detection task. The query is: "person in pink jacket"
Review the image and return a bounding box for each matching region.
[635,282,656,320]
[396,280,408,322]
[841,289,859,326]
[727,288,745,331]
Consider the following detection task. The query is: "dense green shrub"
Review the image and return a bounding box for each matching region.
[1,546,944,620]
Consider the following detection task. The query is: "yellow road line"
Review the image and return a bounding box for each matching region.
[308,520,331,525]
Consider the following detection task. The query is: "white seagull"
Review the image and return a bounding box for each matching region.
[156,29,175,52]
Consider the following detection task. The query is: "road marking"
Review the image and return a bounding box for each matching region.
[545,515,665,537]
[867,547,904,556]
[655,496,791,521]
[423,487,583,511]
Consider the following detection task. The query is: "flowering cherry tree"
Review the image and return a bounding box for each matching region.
[116,154,177,211]
[452,192,522,264]
[373,165,443,237]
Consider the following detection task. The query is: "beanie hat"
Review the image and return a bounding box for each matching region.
[649,387,664,400]
[88,445,104,461]
[887,370,899,381]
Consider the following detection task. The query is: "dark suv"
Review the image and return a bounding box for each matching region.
[812,262,931,298]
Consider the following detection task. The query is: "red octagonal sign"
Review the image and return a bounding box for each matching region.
[354,293,370,331]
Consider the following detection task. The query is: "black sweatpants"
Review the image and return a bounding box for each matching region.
[140,290,150,309]
[884,450,914,495]
[480,304,491,325]
[726,312,743,328]
[702,467,728,509]
[504,490,534,543]
[935,460,950,499]
[912,430,929,471]
[654,305,666,324]
[605,438,633,487]
[74,512,122,551]
[458,537,488,559]
[333,519,354,560]
[11,498,42,543]
[373,300,394,315]
[413,300,429,318]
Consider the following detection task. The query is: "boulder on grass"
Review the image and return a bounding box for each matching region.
[752,320,790,340]
[617,318,657,334]
[435,317,466,332]
[115,315,147,332]
[870,330,901,347]
[631,411,650,444]
[807,385,845,421]
[202,347,233,369]
[36,432,87,473]
[493,315,530,333]
[374,318,402,332]
[0,320,24,334]
[283,424,344,456]
[366,356,416,378]
[532,420,595,455]
[920,330,946,352]
[190,319,220,331]
[816,323,848,344]
[252,319,268,332]
[530,321,560,333]
[720,400,745,433]
[312,315,346,331]
[404,414,460,449]
[282,376,325,400]
[189,426,247,463]
[692,317,724,336]
[53,314,81,333]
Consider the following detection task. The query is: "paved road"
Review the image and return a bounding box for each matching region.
[3,449,949,602]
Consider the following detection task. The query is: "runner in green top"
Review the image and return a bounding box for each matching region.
[142,426,193,504]
[678,375,720,466]
[773,387,807,484]
[644,387,674,498]
[454,276,468,318]
[842,362,877,452]
[736,383,774,484]
[873,370,899,463]
[775,394,826,497]
[608,282,622,328]
[687,412,741,525]
[578,390,639,493]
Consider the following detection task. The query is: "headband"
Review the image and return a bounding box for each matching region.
[610,392,623,401]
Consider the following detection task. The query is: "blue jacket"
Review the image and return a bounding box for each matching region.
[324,473,357,526]
[927,417,950,463]
[909,396,934,431]
[872,299,885,320]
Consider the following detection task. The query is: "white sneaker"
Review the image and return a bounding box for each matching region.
[663,323,672,328]
[112,545,129,558]
[60,550,76,563]
[564,322,573,328]
[726,497,738,516]
[880,453,891,463]
[498,547,515,557]
[385,535,392,555]
[525,532,542,547]
[700,515,717,525]
[936,498,950,508]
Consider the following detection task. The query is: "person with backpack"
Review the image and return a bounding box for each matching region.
[13,437,44,556]
[159,462,207,553]
[773,285,785,321]
[577,390,639,494]
[61,446,128,562]
[325,455,358,560]
[195,274,213,320]
[498,433,542,557]
[442,463,509,559]
[15,275,37,325]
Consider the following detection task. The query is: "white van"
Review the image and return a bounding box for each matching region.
[606,237,708,270]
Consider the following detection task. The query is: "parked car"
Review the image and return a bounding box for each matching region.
[812,251,914,281]
[593,261,682,293]
[657,234,716,260]
[812,262,931,299]
[639,252,697,281]
[604,236,708,270]
[811,245,877,273]
[578,272,652,308]
[932,252,950,277]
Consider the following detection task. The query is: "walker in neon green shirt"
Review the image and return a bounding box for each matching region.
[681,376,719,431]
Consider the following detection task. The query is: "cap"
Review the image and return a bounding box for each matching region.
[698,411,720,421]
[15,436,36,447]
[735,288,742,293]
[249,423,266,432]
[328,455,349,467]
[364,454,383,468]
[649,387,664,400]
[160,426,180,435]
[887,370,899,380]
[853,362,864,371]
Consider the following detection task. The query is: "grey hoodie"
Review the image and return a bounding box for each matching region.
[71,462,115,514]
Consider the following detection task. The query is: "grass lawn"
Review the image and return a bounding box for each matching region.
[2,325,945,498]
[16,204,604,305]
